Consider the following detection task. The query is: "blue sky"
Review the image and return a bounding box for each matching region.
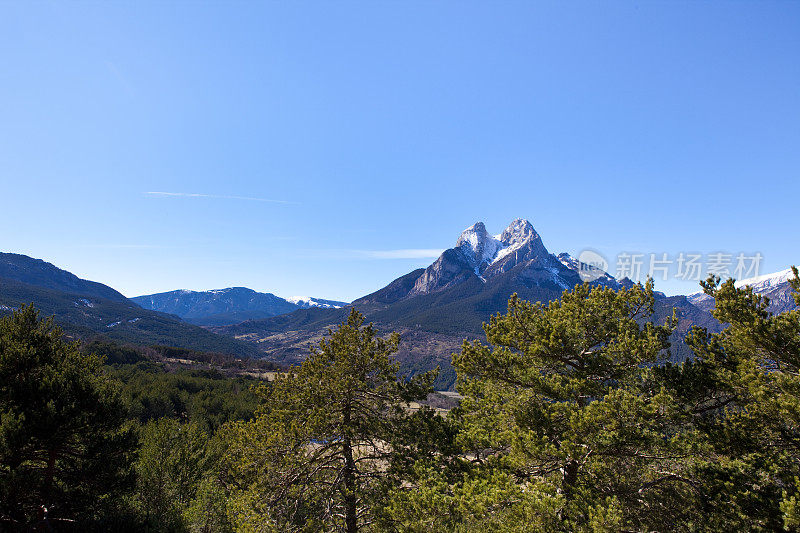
[1,1,798,302]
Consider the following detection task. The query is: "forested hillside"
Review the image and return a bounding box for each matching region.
[3,270,800,531]
[0,254,260,357]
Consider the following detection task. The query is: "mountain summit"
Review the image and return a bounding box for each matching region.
[454,219,549,276]
[219,217,721,388]
[409,219,567,296]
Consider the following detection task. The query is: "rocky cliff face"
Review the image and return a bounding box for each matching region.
[409,248,477,296]
[219,217,733,388]
[408,218,575,297]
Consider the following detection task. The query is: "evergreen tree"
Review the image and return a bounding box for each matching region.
[135,418,211,531]
[673,269,800,531]
[0,305,135,529]
[391,281,701,531]
[223,309,437,532]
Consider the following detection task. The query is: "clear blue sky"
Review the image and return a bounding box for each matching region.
[1,1,798,301]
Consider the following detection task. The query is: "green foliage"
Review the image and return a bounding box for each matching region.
[222,309,439,532]
[381,462,562,532]
[84,338,148,365]
[5,268,800,533]
[0,306,267,531]
[389,281,701,531]
[0,305,135,529]
[676,271,800,531]
[183,476,234,533]
[111,363,261,432]
[386,271,800,532]
[134,418,222,532]
[449,282,692,530]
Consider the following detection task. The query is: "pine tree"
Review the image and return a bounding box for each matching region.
[223,309,437,532]
[432,281,699,531]
[675,269,800,531]
[0,305,135,529]
[135,418,210,531]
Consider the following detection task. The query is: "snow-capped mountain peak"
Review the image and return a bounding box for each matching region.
[734,268,795,291]
[407,218,564,296]
[456,222,502,273]
[500,218,538,248]
[688,268,796,299]
[453,218,547,275]
[687,268,798,315]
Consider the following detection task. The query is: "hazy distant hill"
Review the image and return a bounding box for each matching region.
[0,252,128,302]
[0,254,259,357]
[133,288,347,326]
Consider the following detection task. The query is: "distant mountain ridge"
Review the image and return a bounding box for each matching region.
[287,296,348,309]
[355,219,579,306]
[133,288,347,326]
[218,219,722,388]
[0,253,259,357]
[4,226,794,390]
[688,269,799,315]
[0,253,128,302]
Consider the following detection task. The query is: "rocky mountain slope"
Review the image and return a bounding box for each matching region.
[218,219,720,388]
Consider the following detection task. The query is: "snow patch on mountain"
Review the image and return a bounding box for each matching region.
[455,219,544,274]
[735,269,795,290]
[688,268,798,315]
[548,266,570,290]
[557,252,617,284]
[688,269,796,299]
[456,222,502,273]
[287,296,346,309]
[494,242,524,264]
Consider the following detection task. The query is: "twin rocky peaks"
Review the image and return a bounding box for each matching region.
[409,218,568,296]
[454,218,549,277]
[363,218,578,303]
[4,219,792,389]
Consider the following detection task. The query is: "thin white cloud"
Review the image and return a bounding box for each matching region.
[79,244,165,249]
[145,192,297,204]
[298,248,444,260]
[358,249,444,259]
[294,248,444,261]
